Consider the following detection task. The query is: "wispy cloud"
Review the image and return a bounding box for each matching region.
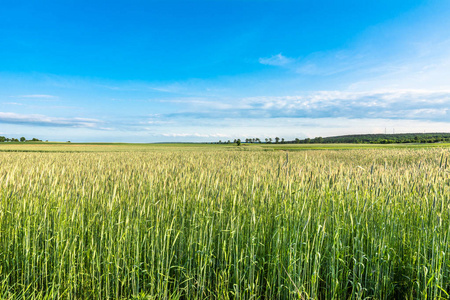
[160,97,234,110]
[258,50,369,77]
[2,102,24,106]
[242,90,450,121]
[17,94,57,99]
[143,120,173,125]
[0,112,104,128]
[157,90,450,122]
[259,53,294,66]
[161,133,229,138]
[348,41,450,91]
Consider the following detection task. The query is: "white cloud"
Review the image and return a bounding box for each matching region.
[17,94,57,99]
[155,89,450,122]
[0,112,104,129]
[259,53,294,66]
[161,133,229,138]
[160,97,234,110]
[141,117,450,141]
[144,120,173,125]
[2,102,24,105]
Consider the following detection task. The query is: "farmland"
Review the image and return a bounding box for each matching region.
[1,143,450,299]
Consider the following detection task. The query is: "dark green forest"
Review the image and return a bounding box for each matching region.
[222,133,450,145]
[297,133,450,144]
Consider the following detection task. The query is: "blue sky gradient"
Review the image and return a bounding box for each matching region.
[1,0,450,142]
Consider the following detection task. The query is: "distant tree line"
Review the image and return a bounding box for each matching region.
[0,136,42,142]
[306,133,450,144]
[219,133,450,145]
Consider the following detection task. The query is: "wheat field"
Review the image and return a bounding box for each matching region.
[0,146,449,299]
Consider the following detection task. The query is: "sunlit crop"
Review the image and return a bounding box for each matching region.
[1,147,449,299]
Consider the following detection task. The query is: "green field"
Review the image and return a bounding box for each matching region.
[1,141,450,152]
[1,143,450,299]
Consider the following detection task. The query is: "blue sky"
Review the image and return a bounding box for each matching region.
[1,0,450,142]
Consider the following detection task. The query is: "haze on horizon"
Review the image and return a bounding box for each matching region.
[1,0,450,143]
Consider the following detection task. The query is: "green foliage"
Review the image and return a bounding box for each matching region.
[234,133,450,145]
[296,132,450,144]
[0,136,42,143]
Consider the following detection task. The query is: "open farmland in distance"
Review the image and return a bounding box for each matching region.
[2,142,450,153]
[1,144,450,299]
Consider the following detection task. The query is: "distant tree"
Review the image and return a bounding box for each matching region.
[281,138,285,144]
[268,138,272,144]
[236,139,241,146]
[11,138,19,142]
[31,138,41,141]
[295,138,300,144]
[0,136,5,142]
[265,138,269,143]
[20,137,26,142]
[275,137,280,144]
